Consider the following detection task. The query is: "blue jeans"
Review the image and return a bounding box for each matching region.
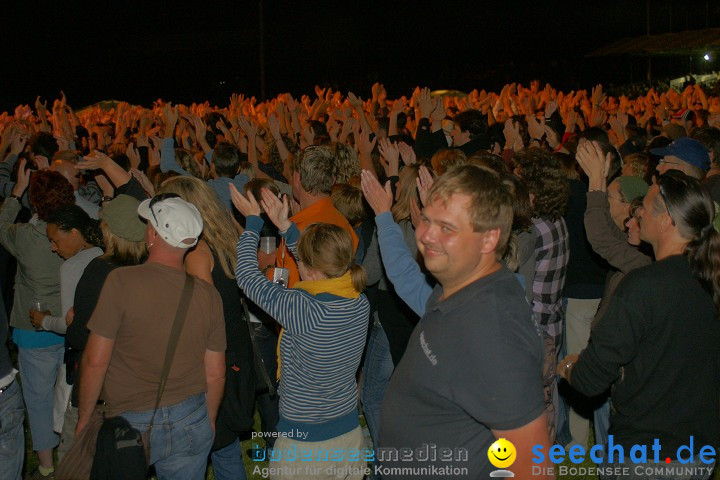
[361,321,393,445]
[361,321,393,480]
[121,393,213,480]
[0,380,24,480]
[595,397,611,454]
[18,344,64,451]
[211,437,247,480]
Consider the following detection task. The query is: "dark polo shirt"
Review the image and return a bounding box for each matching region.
[378,266,545,479]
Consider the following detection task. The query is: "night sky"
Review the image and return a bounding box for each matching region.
[2,0,718,112]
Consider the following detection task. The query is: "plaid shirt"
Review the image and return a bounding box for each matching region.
[531,216,570,333]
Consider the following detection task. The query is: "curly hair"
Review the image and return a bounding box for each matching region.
[29,170,76,221]
[332,142,360,184]
[46,204,104,248]
[514,147,569,221]
[175,148,207,180]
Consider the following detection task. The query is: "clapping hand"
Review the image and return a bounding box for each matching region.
[416,165,434,207]
[576,140,611,186]
[260,188,291,232]
[229,184,262,217]
[360,169,393,215]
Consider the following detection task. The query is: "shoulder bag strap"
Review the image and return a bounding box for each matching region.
[148,274,195,428]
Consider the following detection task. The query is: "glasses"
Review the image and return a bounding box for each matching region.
[658,158,680,166]
[148,193,180,226]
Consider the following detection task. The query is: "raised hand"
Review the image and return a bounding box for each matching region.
[576,140,611,185]
[590,84,605,107]
[390,98,405,115]
[77,150,112,170]
[527,115,545,140]
[378,137,400,177]
[589,109,607,128]
[126,142,141,169]
[229,184,262,218]
[565,110,578,134]
[35,96,48,117]
[416,165,434,207]
[347,92,363,110]
[360,169,393,215]
[238,116,257,139]
[417,88,433,119]
[356,126,377,158]
[11,158,32,197]
[544,100,558,118]
[503,119,523,152]
[398,142,417,165]
[267,113,282,138]
[260,188,291,232]
[162,103,179,138]
[430,97,446,124]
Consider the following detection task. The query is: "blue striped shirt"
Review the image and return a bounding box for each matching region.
[236,215,369,441]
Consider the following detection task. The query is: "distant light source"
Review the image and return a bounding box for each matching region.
[704,53,711,61]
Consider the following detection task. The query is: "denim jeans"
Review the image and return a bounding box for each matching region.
[0,380,24,480]
[211,437,247,480]
[361,321,393,446]
[594,397,611,456]
[18,344,64,451]
[361,321,393,480]
[120,393,213,480]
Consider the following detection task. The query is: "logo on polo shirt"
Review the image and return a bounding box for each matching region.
[419,331,437,365]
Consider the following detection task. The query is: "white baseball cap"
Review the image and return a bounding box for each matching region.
[137,194,203,249]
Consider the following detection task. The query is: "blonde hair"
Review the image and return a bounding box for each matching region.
[159,176,238,278]
[100,221,147,266]
[297,223,366,292]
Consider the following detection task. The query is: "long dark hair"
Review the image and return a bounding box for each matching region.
[656,171,720,312]
[46,205,104,248]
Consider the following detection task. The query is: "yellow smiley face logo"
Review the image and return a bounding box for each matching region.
[488,438,516,469]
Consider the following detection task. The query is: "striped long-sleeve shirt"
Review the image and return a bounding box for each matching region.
[235,215,369,441]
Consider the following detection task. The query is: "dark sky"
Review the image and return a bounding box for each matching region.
[2,0,718,111]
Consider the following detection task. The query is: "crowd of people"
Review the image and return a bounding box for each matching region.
[0,79,718,480]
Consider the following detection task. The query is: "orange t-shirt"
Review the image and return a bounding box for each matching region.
[275,197,359,287]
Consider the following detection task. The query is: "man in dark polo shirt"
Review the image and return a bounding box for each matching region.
[367,166,552,479]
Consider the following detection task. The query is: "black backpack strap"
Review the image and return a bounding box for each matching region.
[242,298,276,397]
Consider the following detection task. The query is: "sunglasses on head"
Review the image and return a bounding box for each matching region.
[149,193,180,226]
